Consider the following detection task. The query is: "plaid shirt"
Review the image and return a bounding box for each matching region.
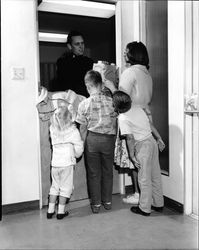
[76,92,117,135]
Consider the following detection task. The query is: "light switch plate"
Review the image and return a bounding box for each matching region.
[11,67,25,80]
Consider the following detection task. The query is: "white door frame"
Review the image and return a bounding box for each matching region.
[35,1,198,215]
[35,2,43,209]
[115,0,146,194]
[184,1,199,218]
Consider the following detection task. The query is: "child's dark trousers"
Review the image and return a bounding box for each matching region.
[85,131,116,206]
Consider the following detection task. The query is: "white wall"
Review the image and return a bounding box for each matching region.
[116,0,140,74]
[1,0,40,205]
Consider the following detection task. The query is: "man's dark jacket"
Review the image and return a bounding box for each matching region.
[50,53,94,97]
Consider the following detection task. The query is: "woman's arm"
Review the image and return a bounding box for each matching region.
[149,120,165,152]
[142,108,165,152]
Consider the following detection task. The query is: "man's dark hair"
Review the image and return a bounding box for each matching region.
[84,70,102,87]
[112,91,132,113]
[67,30,84,45]
[126,41,149,69]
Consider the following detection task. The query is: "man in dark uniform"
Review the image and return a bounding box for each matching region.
[50,30,94,97]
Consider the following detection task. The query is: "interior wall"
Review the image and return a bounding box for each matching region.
[39,44,66,63]
[1,0,40,205]
[116,0,140,73]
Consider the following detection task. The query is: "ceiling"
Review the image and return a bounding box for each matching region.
[38,0,117,5]
[38,0,116,18]
[84,0,117,3]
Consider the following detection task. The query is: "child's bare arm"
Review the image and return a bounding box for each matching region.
[79,124,88,144]
[125,134,140,168]
[72,131,84,158]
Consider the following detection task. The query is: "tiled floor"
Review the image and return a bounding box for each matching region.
[0,194,198,250]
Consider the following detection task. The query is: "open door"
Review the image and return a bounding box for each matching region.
[37,0,119,206]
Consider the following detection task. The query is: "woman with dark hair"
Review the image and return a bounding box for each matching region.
[120,41,152,116]
[116,41,154,205]
[125,41,150,69]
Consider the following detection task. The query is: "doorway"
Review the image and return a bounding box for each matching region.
[37,3,119,206]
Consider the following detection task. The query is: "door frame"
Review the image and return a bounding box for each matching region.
[36,1,198,215]
[184,1,199,218]
[115,0,146,194]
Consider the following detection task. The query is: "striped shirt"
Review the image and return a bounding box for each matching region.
[76,92,117,135]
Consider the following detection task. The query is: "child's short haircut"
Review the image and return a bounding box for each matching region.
[112,91,132,113]
[84,70,103,88]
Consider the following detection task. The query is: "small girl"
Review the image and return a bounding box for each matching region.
[47,99,84,219]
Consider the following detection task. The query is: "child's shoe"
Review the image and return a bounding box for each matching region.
[123,192,139,205]
[56,211,69,220]
[47,202,56,219]
[46,212,55,219]
[91,205,101,214]
[103,202,112,210]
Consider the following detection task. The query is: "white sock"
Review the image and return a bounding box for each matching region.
[134,192,139,197]
[58,204,65,214]
[48,203,55,213]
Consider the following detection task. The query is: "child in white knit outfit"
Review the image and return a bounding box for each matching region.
[47,99,84,219]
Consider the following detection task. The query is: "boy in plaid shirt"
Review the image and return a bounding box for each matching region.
[76,70,117,213]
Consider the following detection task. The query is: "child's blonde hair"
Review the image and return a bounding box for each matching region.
[51,99,73,131]
[84,70,103,88]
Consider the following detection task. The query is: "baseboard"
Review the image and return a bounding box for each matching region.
[125,185,183,213]
[2,200,40,215]
[164,196,183,213]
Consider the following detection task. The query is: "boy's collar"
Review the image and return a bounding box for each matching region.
[90,90,102,96]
